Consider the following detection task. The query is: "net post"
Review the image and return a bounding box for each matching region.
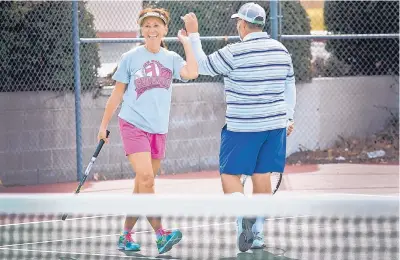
[72,0,83,181]
[270,0,279,40]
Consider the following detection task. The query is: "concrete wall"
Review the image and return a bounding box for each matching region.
[0,76,397,186]
[286,76,398,155]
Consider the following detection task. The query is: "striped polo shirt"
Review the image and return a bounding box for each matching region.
[189,31,296,132]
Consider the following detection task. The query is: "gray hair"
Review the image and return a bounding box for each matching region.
[245,21,264,30]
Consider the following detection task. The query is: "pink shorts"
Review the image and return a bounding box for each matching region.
[118,117,167,159]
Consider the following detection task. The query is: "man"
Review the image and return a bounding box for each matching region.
[182,2,296,253]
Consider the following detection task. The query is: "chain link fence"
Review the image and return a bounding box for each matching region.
[281,0,399,165]
[0,1,398,186]
[0,1,100,186]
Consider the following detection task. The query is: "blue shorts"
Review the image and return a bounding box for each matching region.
[219,124,286,176]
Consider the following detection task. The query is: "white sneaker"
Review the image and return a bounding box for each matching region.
[251,232,266,249]
[236,217,257,252]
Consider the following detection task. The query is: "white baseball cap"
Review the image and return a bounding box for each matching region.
[231,2,266,25]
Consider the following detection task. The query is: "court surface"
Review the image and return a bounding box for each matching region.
[0,163,399,259]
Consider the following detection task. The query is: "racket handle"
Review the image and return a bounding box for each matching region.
[93,130,110,158]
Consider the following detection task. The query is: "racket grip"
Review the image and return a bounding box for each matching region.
[93,130,110,158]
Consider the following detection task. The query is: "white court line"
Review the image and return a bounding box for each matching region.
[0,233,121,248]
[0,220,237,248]
[273,192,399,198]
[0,247,179,260]
[0,215,311,259]
[315,193,399,198]
[0,215,310,249]
[0,214,123,227]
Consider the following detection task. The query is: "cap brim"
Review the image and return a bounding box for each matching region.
[138,12,167,25]
[231,13,240,19]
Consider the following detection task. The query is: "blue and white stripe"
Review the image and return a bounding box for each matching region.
[190,32,296,132]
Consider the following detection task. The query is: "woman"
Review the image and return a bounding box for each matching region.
[97,8,198,254]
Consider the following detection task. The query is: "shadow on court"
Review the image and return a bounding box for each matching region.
[119,249,297,260]
[121,251,180,259]
[220,248,297,260]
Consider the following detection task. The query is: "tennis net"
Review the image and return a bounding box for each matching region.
[0,193,398,260]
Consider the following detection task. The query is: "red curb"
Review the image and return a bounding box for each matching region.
[0,182,93,194]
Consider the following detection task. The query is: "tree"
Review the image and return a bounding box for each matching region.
[324,1,399,76]
[0,1,100,92]
[279,1,312,82]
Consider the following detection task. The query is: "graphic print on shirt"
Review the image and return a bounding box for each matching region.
[133,60,173,99]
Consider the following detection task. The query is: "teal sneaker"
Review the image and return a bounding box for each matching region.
[156,229,182,254]
[117,231,141,251]
[236,217,256,252]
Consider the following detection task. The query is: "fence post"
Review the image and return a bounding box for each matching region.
[72,0,83,181]
[270,0,279,40]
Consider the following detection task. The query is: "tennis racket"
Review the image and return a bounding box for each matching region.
[241,172,283,195]
[61,130,110,221]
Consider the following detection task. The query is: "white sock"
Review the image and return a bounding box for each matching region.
[252,216,265,234]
